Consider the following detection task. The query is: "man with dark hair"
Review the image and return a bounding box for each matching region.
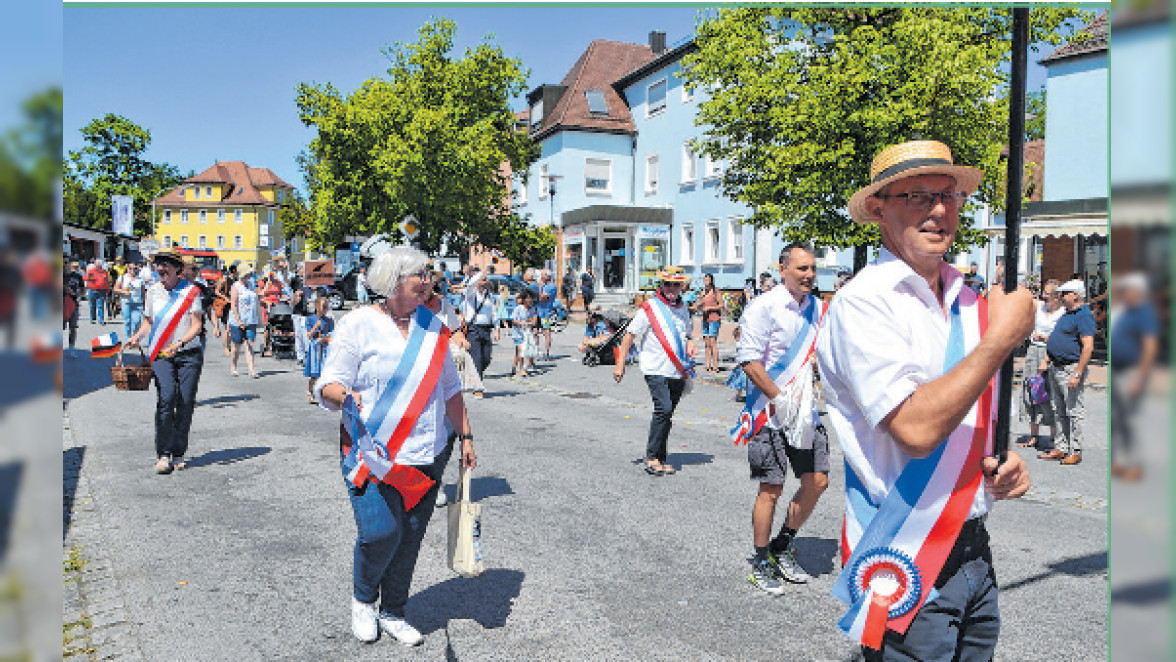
[817,140,1032,659]
[735,242,830,593]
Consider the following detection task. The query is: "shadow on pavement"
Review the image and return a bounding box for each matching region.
[413,568,525,634]
[1112,578,1170,606]
[63,447,82,540]
[664,452,714,469]
[197,393,260,408]
[0,461,21,562]
[1002,550,1108,593]
[439,476,514,503]
[186,446,271,469]
[794,536,840,577]
[0,350,58,404]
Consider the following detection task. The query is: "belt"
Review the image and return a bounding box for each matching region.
[1047,354,1076,366]
[934,515,990,588]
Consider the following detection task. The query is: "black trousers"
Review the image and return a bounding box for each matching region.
[467,324,493,379]
[152,346,204,459]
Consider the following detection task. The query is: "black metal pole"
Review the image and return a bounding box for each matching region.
[994,8,1030,465]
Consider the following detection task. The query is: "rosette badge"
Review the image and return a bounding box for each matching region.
[849,547,923,619]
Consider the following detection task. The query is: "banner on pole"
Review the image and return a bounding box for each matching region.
[112,195,134,237]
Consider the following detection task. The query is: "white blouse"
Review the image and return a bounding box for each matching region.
[1031,300,1065,346]
[314,306,461,466]
[231,281,260,327]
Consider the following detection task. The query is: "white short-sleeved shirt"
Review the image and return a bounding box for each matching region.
[314,306,461,466]
[626,297,692,378]
[462,272,498,327]
[1031,300,1065,347]
[143,281,204,352]
[736,286,820,429]
[815,248,993,519]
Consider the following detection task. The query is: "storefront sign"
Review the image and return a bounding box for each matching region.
[564,228,585,242]
[636,225,669,239]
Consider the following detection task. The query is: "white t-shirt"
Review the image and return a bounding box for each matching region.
[143,281,204,352]
[117,272,145,305]
[816,248,992,520]
[1031,300,1065,346]
[626,296,692,378]
[736,287,821,430]
[231,281,261,327]
[314,306,461,466]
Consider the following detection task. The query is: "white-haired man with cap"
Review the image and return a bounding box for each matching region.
[1037,278,1095,466]
[816,140,1034,660]
[1109,272,1159,481]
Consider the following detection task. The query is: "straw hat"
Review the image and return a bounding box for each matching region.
[659,266,690,283]
[237,263,255,278]
[151,248,183,265]
[847,140,984,224]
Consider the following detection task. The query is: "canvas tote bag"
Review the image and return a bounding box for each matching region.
[447,465,484,577]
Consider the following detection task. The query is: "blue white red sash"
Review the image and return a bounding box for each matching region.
[641,296,695,379]
[833,294,994,650]
[730,294,825,445]
[147,280,200,362]
[341,305,451,510]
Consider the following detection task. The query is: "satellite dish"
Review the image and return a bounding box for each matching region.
[360,234,393,259]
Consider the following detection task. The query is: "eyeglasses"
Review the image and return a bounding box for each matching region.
[874,190,968,211]
[408,268,432,281]
[662,282,685,289]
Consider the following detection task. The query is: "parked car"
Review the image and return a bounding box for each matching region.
[335,263,375,303]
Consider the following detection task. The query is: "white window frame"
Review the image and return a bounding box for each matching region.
[198,235,207,249]
[234,209,243,224]
[681,143,697,185]
[646,78,668,118]
[180,235,190,248]
[216,235,225,249]
[180,210,189,224]
[163,210,172,224]
[704,155,723,181]
[198,209,207,224]
[204,185,212,199]
[680,224,695,266]
[704,219,721,264]
[584,158,612,196]
[681,81,694,103]
[163,235,171,248]
[217,209,225,224]
[644,153,659,196]
[517,176,528,205]
[234,235,243,249]
[538,163,549,199]
[727,216,744,263]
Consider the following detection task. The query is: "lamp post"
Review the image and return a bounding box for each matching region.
[541,174,563,227]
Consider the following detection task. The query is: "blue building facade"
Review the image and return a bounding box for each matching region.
[514,33,846,297]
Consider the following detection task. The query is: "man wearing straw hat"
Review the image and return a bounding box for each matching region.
[127,247,206,475]
[613,266,696,476]
[815,140,1034,659]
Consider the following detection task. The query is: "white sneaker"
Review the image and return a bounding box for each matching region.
[351,598,378,643]
[379,616,423,647]
[436,489,448,507]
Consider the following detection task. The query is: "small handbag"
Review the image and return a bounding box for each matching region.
[447,465,484,578]
[1025,372,1050,405]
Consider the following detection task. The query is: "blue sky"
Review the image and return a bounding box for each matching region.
[64,5,1062,194]
[2,0,62,131]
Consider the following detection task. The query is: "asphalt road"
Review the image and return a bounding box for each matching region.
[62,309,1108,661]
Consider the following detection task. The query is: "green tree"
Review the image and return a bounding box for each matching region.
[0,86,62,219]
[684,7,1090,270]
[64,113,186,236]
[296,18,539,257]
[1025,88,1046,142]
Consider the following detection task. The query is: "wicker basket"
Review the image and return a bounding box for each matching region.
[111,348,154,391]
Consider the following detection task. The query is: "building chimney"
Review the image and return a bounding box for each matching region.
[649,31,666,55]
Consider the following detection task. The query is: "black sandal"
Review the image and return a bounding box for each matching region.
[644,462,665,476]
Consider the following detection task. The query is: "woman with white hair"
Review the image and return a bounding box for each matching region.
[315,245,477,648]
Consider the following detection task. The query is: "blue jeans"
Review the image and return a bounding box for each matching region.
[644,375,685,462]
[466,325,493,379]
[347,439,453,617]
[122,301,143,343]
[89,290,106,324]
[864,518,1000,662]
[702,320,720,337]
[151,347,204,460]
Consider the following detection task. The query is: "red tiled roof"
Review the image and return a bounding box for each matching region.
[1041,11,1109,65]
[532,39,656,139]
[153,160,292,206]
[1000,139,1045,202]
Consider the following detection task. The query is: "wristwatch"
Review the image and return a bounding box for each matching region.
[458,433,474,442]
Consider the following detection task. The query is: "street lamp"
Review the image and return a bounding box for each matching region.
[541,174,563,227]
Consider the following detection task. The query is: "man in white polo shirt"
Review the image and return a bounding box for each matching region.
[816,140,1034,660]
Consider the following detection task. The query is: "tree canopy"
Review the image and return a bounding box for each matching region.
[64,113,186,235]
[684,7,1091,268]
[0,87,62,219]
[296,18,545,259]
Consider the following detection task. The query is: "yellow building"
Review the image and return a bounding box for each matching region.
[152,161,298,270]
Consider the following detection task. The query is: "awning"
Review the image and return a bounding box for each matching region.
[983,197,1109,239]
[1110,185,1170,228]
[561,205,672,227]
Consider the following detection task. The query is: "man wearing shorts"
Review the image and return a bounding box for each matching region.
[737,243,829,593]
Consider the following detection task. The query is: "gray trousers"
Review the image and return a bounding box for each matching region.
[1110,366,1145,466]
[1046,362,1086,454]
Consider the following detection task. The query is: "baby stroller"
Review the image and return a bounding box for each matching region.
[267,301,297,359]
[582,309,631,367]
